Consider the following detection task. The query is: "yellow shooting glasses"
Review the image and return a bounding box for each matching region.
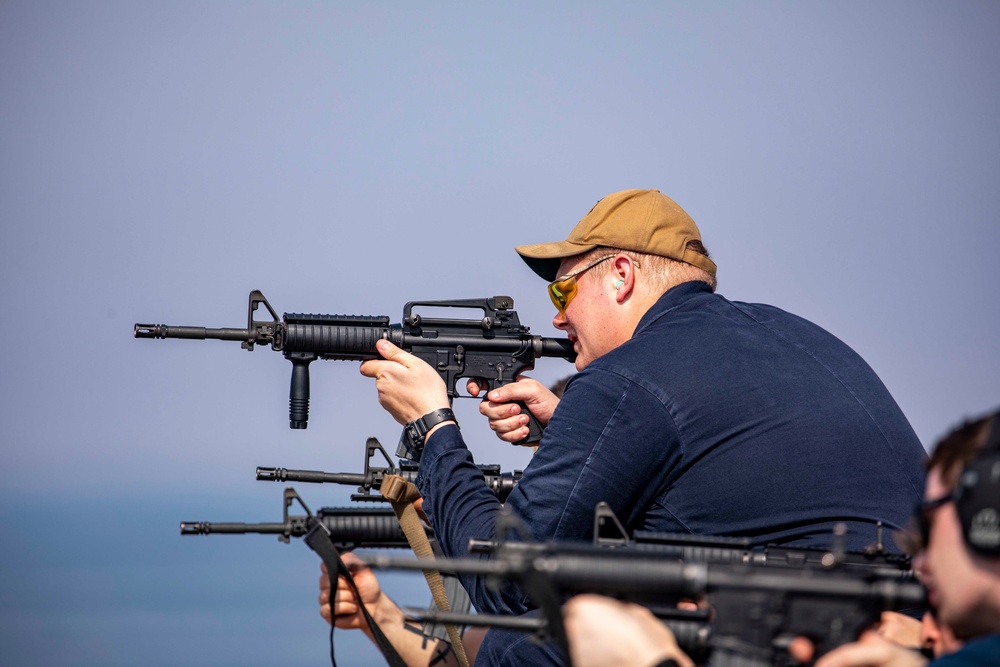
[547,254,617,314]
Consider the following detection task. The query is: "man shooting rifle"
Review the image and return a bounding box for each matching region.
[338,188,927,665]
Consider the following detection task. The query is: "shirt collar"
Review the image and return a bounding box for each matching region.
[634,280,714,336]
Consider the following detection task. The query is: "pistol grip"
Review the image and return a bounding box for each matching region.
[477,381,543,445]
[513,400,543,445]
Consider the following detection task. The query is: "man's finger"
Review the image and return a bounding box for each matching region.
[486,385,511,403]
[358,340,413,378]
[485,377,541,404]
[342,551,365,570]
[358,358,386,378]
[373,338,416,365]
[787,637,815,664]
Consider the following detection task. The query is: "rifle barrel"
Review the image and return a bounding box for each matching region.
[180,508,414,549]
[134,324,250,341]
[256,467,368,486]
[180,521,290,535]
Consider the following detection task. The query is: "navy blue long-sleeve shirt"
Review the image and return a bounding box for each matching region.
[416,281,926,664]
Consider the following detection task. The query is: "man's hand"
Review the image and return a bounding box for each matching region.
[466,376,560,444]
[814,632,929,667]
[359,339,451,426]
[876,612,922,649]
[319,551,471,666]
[319,552,394,638]
[563,595,694,667]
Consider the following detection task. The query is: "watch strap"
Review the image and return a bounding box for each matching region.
[396,408,457,462]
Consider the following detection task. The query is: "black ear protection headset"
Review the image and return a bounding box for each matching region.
[954,412,1000,557]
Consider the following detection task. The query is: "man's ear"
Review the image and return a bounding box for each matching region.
[611,255,637,303]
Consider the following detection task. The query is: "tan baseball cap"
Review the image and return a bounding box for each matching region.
[515,188,717,281]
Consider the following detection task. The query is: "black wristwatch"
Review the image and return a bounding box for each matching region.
[396,408,458,462]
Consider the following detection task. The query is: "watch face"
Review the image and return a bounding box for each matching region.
[397,426,424,463]
[399,409,454,463]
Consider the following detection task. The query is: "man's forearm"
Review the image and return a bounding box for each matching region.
[359,593,467,667]
[416,425,531,615]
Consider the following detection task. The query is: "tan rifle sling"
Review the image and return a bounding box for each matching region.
[380,474,471,667]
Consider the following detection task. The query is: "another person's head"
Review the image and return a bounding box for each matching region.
[516,189,717,369]
[913,409,1000,639]
[548,375,573,399]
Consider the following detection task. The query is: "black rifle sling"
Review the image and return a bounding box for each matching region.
[303,518,408,667]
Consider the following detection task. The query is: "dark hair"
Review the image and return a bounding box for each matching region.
[686,239,711,258]
[929,411,997,488]
[548,375,573,399]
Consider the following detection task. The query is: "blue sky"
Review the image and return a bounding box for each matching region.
[2,2,998,665]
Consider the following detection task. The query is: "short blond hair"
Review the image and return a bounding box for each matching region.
[575,243,717,293]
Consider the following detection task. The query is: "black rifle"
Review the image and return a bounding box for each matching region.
[181,487,410,666]
[135,290,575,444]
[180,487,417,548]
[181,487,470,652]
[468,502,912,579]
[366,542,926,667]
[400,604,715,665]
[256,437,522,502]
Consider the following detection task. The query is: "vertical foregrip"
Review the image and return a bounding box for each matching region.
[288,354,312,429]
[282,320,390,429]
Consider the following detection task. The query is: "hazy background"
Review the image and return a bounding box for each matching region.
[2,2,998,665]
